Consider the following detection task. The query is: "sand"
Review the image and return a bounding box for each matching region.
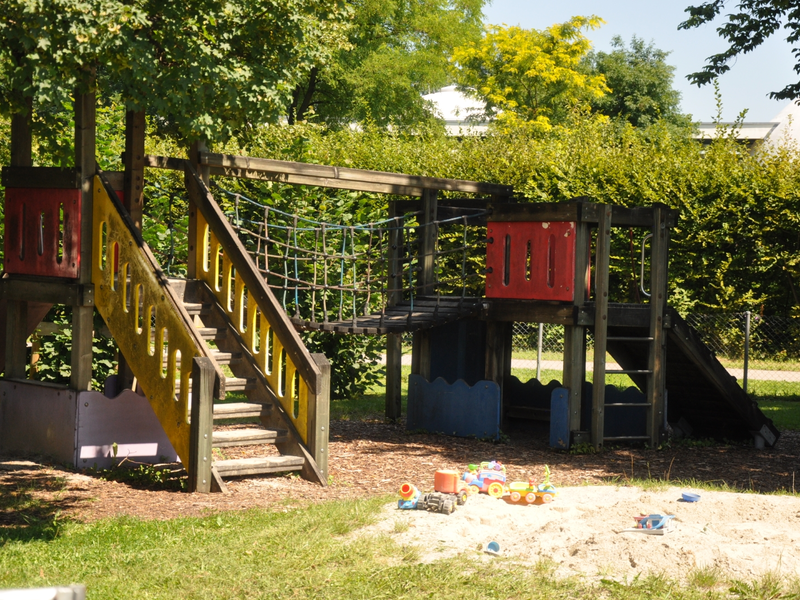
[360,485,800,583]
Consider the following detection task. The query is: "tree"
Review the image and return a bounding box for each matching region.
[287,0,486,128]
[585,35,687,127]
[450,18,609,133]
[0,0,349,143]
[679,1,800,100]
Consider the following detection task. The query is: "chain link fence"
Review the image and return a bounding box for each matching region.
[511,313,800,399]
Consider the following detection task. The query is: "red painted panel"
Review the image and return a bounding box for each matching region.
[486,221,576,301]
[4,188,82,278]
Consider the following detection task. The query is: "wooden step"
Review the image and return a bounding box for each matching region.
[210,350,242,365]
[162,349,243,368]
[183,302,211,316]
[224,376,256,391]
[197,327,226,340]
[213,456,304,477]
[213,402,271,419]
[212,428,287,447]
[175,376,255,393]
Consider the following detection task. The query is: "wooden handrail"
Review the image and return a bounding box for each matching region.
[92,174,221,470]
[184,164,321,394]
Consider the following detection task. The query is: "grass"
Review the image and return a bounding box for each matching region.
[757,398,800,431]
[2,495,798,600]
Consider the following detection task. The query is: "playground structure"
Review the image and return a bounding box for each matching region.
[0,96,779,493]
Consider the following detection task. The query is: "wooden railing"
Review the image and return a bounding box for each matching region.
[92,174,215,478]
[184,165,327,467]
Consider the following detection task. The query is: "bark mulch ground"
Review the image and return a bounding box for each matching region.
[1,419,798,528]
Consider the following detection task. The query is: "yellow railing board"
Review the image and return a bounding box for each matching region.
[92,177,198,465]
[194,208,309,441]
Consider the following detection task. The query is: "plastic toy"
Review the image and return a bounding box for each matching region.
[398,482,422,509]
[633,514,675,530]
[506,465,558,504]
[397,483,456,514]
[434,469,469,505]
[462,461,507,498]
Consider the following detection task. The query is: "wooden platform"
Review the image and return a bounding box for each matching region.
[290,296,482,334]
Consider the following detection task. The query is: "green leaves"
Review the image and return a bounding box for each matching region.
[0,0,350,143]
[679,1,800,101]
[586,35,687,127]
[450,18,609,133]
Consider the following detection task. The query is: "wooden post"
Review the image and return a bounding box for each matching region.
[563,216,590,439]
[308,353,330,481]
[591,205,612,450]
[71,90,96,391]
[116,110,146,393]
[647,205,669,446]
[411,330,431,381]
[189,356,215,493]
[484,320,510,402]
[5,98,33,379]
[186,140,209,279]
[5,301,28,379]
[123,110,146,229]
[10,97,33,168]
[419,189,438,296]
[385,333,403,420]
[385,200,403,419]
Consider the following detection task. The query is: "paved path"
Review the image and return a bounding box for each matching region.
[385,356,798,382]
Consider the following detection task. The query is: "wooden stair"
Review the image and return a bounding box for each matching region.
[168,277,316,484]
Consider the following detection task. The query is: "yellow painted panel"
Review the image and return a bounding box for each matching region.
[193,208,310,443]
[92,177,198,466]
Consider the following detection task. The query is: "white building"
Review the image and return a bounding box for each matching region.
[422,85,488,135]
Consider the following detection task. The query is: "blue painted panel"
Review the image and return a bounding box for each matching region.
[550,387,570,449]
[407,375,500,440]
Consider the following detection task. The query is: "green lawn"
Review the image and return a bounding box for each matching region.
[1,494,795,600]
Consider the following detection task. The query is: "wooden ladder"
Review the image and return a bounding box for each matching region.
[590,205,669,450]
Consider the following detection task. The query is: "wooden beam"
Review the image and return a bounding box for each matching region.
[10,98,32,167]
[1,278,93,306]
[419,189,438,296]
[489,200,678,229]
[1,167,81,189]
[143,154,188,171]
[71,90,96,391]
[385,333,403,420]
[308,353,330,481]
[591,205,613,450]
[200,151,514,196]
[4,301,28,379]
[563,220,591,436]
[208,166,425,197]
[188,356,215,493]
[479,300,576,324]
[647,206,669,446]
[123,110,146,230]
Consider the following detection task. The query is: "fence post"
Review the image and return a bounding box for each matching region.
[743,311,751,393]
[536,322,544,380]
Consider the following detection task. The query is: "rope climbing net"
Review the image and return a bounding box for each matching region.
[216,187,490,329]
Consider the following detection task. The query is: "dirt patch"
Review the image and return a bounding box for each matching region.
[361,486,800,583]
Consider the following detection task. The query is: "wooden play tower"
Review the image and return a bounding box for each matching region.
[0,95,778,495]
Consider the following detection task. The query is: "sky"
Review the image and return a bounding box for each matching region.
[483,0,798,122]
